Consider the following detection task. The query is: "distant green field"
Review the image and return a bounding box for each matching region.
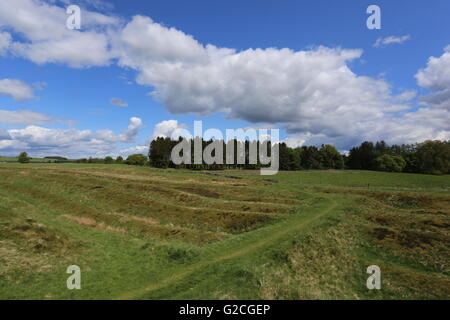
[0,157,65,163]
[0,163,449,299]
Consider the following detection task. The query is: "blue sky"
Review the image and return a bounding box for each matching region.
[0,0,449,158]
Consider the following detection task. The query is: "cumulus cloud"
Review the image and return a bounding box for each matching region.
[118,116,142,142]
[0,117,142,158]
[0,109,54,125]
[114,16,433,147]
[0,79,35,101]
[416,45,450,91]
[152,119,188,139]
[118,17,372,124]
[0,0,119,67]
[416,45,450,110]
[373,35,411,48]
[285,106,450,149]
[110,97,128,107]
[95,117,142,143]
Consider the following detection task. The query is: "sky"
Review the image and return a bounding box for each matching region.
[0,0,449,158]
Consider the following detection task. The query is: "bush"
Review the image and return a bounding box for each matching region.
[125,154,148,166]
[374,154,406,172]
[116,156,124,164]
[18,152,30,164]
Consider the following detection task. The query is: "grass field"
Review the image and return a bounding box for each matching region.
[0,163,449,299]
[0,157,66,163]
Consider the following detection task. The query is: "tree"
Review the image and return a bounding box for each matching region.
[389,143,417,172]
[414,140,450,175]
[104,156,114,164]
[347,141,376,170]
[18,152,30,163]
[278,143,301,170]
[125,154,148,166]
[116,156,124,164]
[319,144,344,169]
[299,146,322,169]
[374,154,406,172]
[149,137,172,168]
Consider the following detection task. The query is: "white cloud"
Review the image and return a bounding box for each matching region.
[110,97,128,107]
[416,45,450,91]
[0,109,53,125]
[120,119,188,156]
[0,117,142,158]
[119,116,142,142]
[0,0,119,68]
[114,16,450,148]
[95,117,142,143]
[0,32,11,55]
[114,16,426,147]
[0,79,35,101]
[285,106,450,150]
[152,119,188,139]
[416,45,450,110]
[373,35,411,48]
[119,145,148,156]
[394,90,416,102]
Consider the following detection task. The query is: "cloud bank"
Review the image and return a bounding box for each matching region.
[0,117,142,158]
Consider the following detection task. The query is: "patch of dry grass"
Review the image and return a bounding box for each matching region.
[63,214,126,234]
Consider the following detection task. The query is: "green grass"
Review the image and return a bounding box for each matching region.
[0,164,448,299]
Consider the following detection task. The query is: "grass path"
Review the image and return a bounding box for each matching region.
[116,196,337,299]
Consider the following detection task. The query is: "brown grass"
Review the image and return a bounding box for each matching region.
[63,214,126,234]
[112,212,159,225]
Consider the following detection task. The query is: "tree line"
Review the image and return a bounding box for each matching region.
[148,137,450,175]
[346,140,450,175]
[14,138,450,175]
